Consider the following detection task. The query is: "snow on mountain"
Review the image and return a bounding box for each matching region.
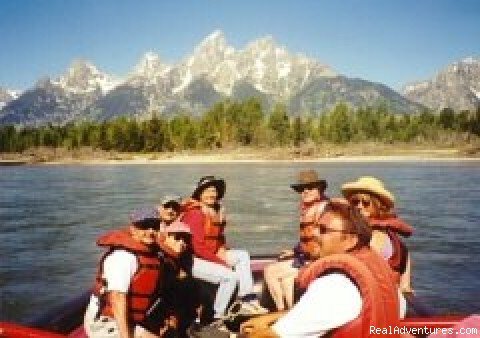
[0,88,20,110]
[130,52,171,84]
[53,59,120,95]
[1,30,425,125]
[403,57,480,111]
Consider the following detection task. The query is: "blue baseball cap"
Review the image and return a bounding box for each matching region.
[129,207,160,224]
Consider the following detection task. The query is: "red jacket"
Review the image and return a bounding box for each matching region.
[181,199,228,266]
[92,229,163,324]
[297,247,400,338]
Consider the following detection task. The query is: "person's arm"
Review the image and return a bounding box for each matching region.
[400,253,413,294]
[272,273,362,337]
[182,210,229,266]
[109,291,133,338]
[102,250,138,337]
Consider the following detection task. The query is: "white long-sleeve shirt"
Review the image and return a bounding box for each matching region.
[272,273,362,338]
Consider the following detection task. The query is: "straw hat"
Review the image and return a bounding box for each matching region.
[290,169,327,193]
[341,176,395,208]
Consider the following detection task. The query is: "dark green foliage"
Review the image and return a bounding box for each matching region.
[1,99,479,153]
[268,103,290,146]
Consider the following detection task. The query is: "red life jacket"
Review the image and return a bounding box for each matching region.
[182,199,226,253]
[369,216,413,277]
[92,229,163,324]
[297,247,400,338]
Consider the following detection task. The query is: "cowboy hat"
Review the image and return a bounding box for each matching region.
[192,176,226,200]
[290,169,327,193]
[341,176,395,208]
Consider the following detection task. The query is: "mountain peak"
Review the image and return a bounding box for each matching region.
[204,30,225,43]
[461,56,479,65]
[194,30,232,56]
[0,87,20,110]
[55,59,118,94]
[246,35,278,51]
[403,57,480,111]
[133,51,170,78]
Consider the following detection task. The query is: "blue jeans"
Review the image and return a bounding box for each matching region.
[192,249,254,318]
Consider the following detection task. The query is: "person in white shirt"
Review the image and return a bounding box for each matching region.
[84,208,189,338]
[241,201,401,338]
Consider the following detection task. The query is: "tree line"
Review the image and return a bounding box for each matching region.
[1,98,480,153]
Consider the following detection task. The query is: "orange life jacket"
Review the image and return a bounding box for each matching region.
[370,217,413,277]
[182,198,226,253]
[92,229,163,324]
[297,247,400,338]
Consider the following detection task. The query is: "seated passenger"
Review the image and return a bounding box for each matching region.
[242,201,401,337]
[84,207,182,338]
[181,176,268,321]
[264,169,328,311]
[342,176,414,294]
[157,221,199,338]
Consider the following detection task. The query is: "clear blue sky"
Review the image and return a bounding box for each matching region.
[1,0,479,91]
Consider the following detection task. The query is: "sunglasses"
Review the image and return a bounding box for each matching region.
[300,223,352,241]
[134,219,161,231]
[349,196,372,208]
[297,185,320,193]
[170,233,190,242]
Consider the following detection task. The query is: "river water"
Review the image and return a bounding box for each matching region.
[1,161,480,321]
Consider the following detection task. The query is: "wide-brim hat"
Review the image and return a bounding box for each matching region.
[341,176,395,208]
[290,169,327,193]
[192,176,226,200]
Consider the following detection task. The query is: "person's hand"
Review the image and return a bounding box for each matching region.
[163,234,184,254]
[216,246,227,260]
[240,313,280,334]
[278,249,294,260]
[177,269,188,280]
[400,285,415,295]
[216,246,233,268]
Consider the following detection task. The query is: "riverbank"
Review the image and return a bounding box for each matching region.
[1,143,480,165]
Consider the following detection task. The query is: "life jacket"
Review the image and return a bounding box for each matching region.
[297,247,400,338]
[182,198,226,253]
[92,229,163,324]
[369,217,413,277]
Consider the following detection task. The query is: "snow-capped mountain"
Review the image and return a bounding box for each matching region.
[1,31,424,126]
[54,59,119,95]
[0,88,20,110]
[403,57,480,111]
[85,31,340,121]
[0,60,119,125]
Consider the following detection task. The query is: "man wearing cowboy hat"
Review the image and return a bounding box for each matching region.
[181,176,268,322]
[264,169,329,311]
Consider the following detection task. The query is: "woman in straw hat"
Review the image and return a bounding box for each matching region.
[341,176,414,295]
[263,169,329,311]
